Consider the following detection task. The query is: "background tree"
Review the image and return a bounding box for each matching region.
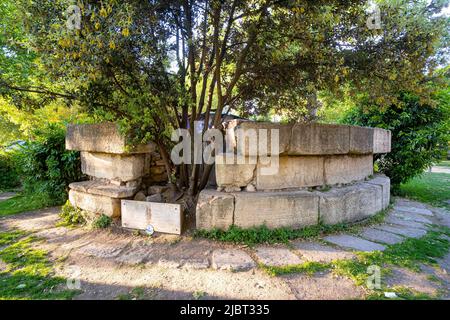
[1,0,448,198]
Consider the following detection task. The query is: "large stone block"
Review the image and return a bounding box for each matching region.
[319,183,383,225]
[256,156,324,190]
[373,128,391,153]
[365,175,390,209]
[69,189,121,218]
[121,200,182,234]
[227,121,293,156]
[81,152,146,182]
[215,153,256,188]
[69,181,137,198]
[66,123,156,154]
[196,190,235,230]
[349,126,374,154]
[289,123,350,155]
[233,191,319,229]
[324,155,373,185]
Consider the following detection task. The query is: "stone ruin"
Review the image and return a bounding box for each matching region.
[196,121,392,230]
[66,123,167,219]
[65,121,392,234]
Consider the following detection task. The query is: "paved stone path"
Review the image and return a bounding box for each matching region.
[0,192,17,202]
[430,166,450,174]
[1,197,450,299]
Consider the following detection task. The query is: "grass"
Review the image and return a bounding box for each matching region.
[0,230,80,299]
[261,261,331,276]
[194,206,390,246]
[436,160,450,168]
[399,172,450,209]
[0,192,57,217]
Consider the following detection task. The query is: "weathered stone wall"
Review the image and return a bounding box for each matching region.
[216,154,374,190]
[66,123,167,218]
[196,175,390,230]
[215,122,390,191]
[224,121,391,156]
[198,121,392,231]
[66,123,156,154]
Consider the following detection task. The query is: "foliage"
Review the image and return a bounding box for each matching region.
[0,230,79,299]
[343,91,449,191]
[17,124,83,204]
[2,0,446,195]
[261,261,331,276]
[399,172,450,209]
[0,151,20,192]
[92,214,112,229]
[59,201,86,226]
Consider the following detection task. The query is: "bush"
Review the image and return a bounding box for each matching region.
[17,124,83,204]
[92,214,112,229]
[0,151,20,191]
[343,92,449,192]
[59,201,86,226]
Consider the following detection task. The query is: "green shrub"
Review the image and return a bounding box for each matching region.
[92,214,112,229]
[343,91,449,192]
[17,124,83,204]
[0,151,20,191]
[59,201,85,226]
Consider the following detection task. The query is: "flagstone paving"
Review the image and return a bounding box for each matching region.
[359,227,404,245]
[291,241,355,263]
[374,224,427,238]
[211,249,256,271]
[324,234,386,252]
[391,211,433,224]
[385,267,441,296]
[0,192,17,202]
[1,197,450,299]
[384,215,428,230]
[254,246,303,266]
[394,205,433,216]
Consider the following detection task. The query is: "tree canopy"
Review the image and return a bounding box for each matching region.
[1,0,448,194]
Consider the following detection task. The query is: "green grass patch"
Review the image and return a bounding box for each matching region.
[261,261,331,276]
[399,172,450,209]
[0,230,26,247]
[194,206,390,246]
[0,230,79,299]
[0,192,59,217]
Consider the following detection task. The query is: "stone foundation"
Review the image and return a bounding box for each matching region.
[196,175,390,230]
[198,121,392,230]
[66,123,167,218]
